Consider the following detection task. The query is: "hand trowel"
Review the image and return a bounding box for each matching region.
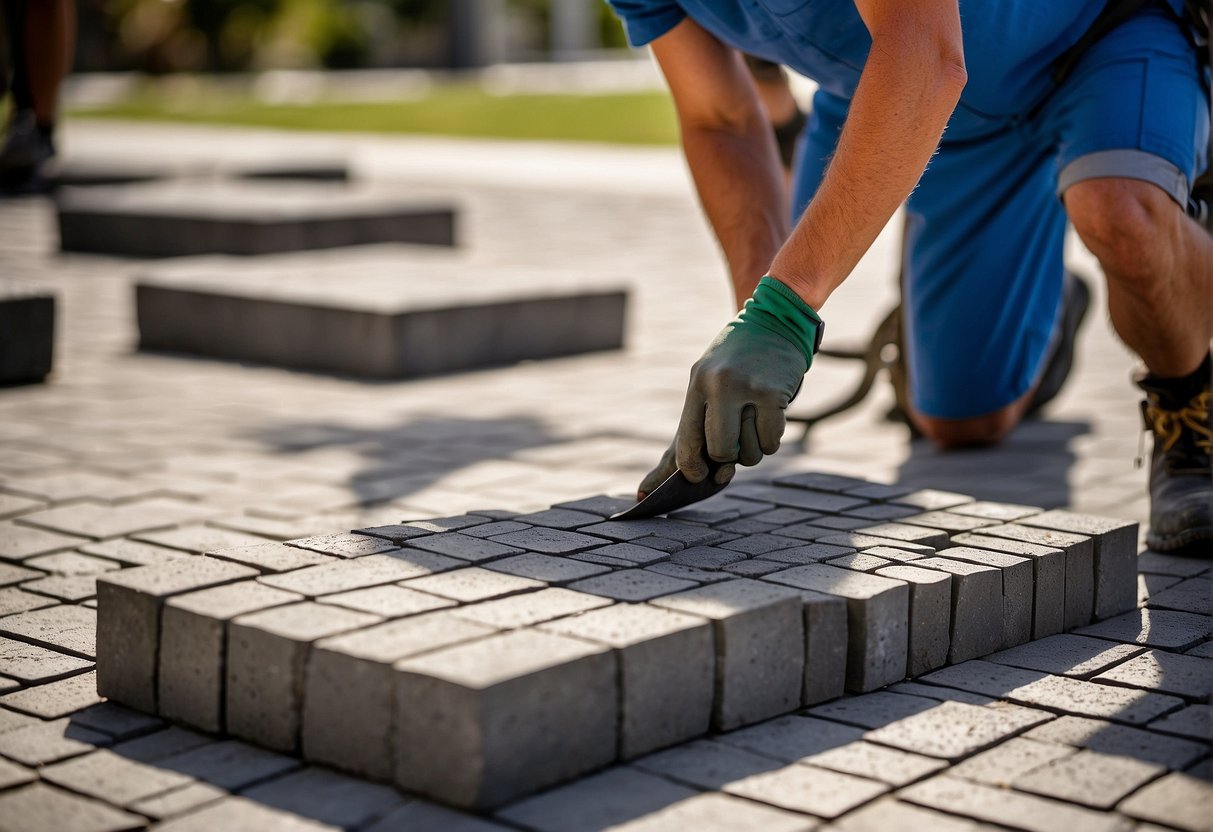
[609,460,730,521]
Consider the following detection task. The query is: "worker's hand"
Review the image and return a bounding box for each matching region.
[638,277,823,497]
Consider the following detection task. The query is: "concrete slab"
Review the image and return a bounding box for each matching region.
[135,246,628,378]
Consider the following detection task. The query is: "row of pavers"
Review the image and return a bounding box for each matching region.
[95,473,1141,810]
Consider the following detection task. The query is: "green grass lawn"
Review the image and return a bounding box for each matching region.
[70,82,680,145]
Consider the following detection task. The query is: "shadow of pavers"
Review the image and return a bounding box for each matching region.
[896,419,1090,508]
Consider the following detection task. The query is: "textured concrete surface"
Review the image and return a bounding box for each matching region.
[0,119,1206,830]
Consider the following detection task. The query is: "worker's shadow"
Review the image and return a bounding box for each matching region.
[894,418,1090,509]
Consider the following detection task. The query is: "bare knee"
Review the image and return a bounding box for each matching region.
[913,407,1021,449]
[1065,178,1178,283]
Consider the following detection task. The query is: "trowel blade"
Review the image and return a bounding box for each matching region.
[609,464,729,521]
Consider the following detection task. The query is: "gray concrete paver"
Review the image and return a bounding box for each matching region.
[495,766,699,832]
[724,762,891,820]
[610,792,819,832]
[0,716,111,766]
[1012,748,1166,810]
[152,795,336,831]
[1093,649,1213,701]
[41,748,194,807]
[863,700,1051,761]
[239,766,404,830]
[0,783,146,832]
[899,775,1135,832]
[1117,771,1213,832]
[0,669,102,718]
[1022,715,1209,769]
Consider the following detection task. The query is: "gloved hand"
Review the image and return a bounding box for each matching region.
[638,276,823,498]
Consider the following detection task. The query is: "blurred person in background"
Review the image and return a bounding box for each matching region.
[615,0,1212,555]
[0,0,75,193]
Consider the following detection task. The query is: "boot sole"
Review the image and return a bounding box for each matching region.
[1147,526,1213,557]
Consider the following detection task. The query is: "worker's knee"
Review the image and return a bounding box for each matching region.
[913,405,1022,449]
[1064,178,1178,285]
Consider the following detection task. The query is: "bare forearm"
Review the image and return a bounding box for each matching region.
[681,116,789,308]
[770,30,966,309]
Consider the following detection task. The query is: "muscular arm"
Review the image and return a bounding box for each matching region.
[771,0,966,308]
[652,22,789,308]
[651,0,966,311]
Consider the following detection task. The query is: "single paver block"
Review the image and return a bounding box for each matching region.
[495,766,700,832]
[765,564,908,692]
[158,582,302,731]
[1119,771,1213,832]
[226,601,380,751]
[829,798,984,832]
[981,524,1094,629]
[932,547,1032,650]
[863,699,1049,760]
[451,587,612,629]
[258,551,458,597]
[914,557,1003,663]
[541,603,713,758]
[0,604,97,658]
[1076,608,1213,651]
[239,766,404,830]
[984,633,1144,679]
[394,628,616,809]
[950,735,1078,787]
[951,533,1066,639]
[900,775,1133,832]
[1020,510,1137,620]
[1093,648,1213,700]
[0,635,92,684]
[40,748,194,807]
[400,566,544,603]
[652,578,805,729]
[1023,714,1208,770]
[567,568,697,602]
[0,782,147,832]
[484,552,610,584]
[137,250,627,378]
[0,670,102,718]
[96,558,258,712]
[875,564,951,677]
[0,281,55,385]
[319,584,454,617]
[302,611,496,780]
[723,762,890,819]
[57,182,455,257]
[1012,748,1166,810]
[600,792,816,832]
[800,589,849,705]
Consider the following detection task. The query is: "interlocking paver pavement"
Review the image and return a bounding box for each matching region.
[1,121,1207,829]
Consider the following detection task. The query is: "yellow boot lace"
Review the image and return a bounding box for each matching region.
[1138,389,1212,470]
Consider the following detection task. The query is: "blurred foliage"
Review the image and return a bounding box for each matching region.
[72,82,678,144]
[95,0,628,72]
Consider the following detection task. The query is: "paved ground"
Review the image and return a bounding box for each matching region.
[0,120,1208,831]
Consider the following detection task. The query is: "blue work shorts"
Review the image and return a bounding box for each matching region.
[792,6,1210,419]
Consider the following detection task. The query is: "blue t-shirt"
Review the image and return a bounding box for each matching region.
[607,0,1180,135]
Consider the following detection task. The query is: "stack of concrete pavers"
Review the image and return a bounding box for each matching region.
[56,180,455,257]
[0,279,55,385]
[95,473,1139,810]
[134,246,628,378]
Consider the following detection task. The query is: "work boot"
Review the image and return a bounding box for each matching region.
[0,110,54,194]
[1136,353,1213,556]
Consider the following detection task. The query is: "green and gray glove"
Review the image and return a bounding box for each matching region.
[638,276,824,497]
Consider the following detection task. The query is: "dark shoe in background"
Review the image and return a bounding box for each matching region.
[0,109,54,194]
[1136,353,1213,556]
